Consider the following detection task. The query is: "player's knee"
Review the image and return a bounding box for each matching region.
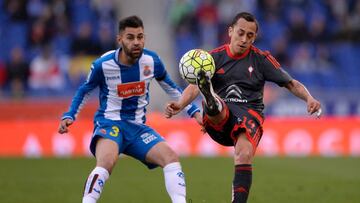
[146,142,180,167]
[95,138,119,173]
[162,150,180,167]
[234,146,253,164]
[96,157,117,173]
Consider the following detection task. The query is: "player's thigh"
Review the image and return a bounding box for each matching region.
[95,138,119,172]
[90,122,125,172]
[145,142,179,168]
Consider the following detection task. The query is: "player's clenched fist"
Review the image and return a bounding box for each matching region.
[58,118,73,134]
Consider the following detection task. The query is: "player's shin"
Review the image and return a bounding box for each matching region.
[203,97,223,116]
[232,164,252,203]
[196,70,222,116]
[163,162,186,203]
[82,167,109,203]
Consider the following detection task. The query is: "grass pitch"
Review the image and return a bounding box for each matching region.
[0,157,359,203]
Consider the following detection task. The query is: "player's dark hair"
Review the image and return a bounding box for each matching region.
[230,12,258,33]
[118,15,144,33]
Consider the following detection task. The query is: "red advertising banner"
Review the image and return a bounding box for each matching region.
[0,113,359,157]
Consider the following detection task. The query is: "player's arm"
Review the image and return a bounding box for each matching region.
[285,79,322,116]
[165,84,200,118]
[156,73,200,118]
[58,64,100,134]
[261,51,321,117]
[153,54,200,120]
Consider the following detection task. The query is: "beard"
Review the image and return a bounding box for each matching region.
[121,43,143,60]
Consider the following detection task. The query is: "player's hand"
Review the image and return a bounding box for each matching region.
[58,118,74,134]
[165,101,183,118]
[307,97,322,118]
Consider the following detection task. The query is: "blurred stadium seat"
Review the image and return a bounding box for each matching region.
[0,0,359,116]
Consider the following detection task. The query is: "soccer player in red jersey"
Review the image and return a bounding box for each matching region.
[166,12,321,203]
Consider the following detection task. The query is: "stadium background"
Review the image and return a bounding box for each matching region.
[0,0,359,202]
[0,0,359,157]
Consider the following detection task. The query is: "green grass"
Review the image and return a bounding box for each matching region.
[0,157,359,203]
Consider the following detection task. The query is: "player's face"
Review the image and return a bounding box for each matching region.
[117,27,145,60]
[228,18,257,55]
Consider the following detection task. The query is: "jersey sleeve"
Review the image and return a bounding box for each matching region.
[261,52,292,87]
[61,63,102,120]
[153,55,167,80]
[157,72,200,117]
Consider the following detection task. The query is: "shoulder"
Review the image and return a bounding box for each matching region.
[209,44,227,56]
[142,48,163,65]
[92,50,116,68]
[142,48,160,59]
[250,45,273,59]
[250,46,268,57]
[208,44,227,63]
[250,46,281,68]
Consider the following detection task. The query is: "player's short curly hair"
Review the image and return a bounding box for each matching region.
[230,12,258,33]
[118,15,144,33]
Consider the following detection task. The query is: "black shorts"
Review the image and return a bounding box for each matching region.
[203,103,264,149]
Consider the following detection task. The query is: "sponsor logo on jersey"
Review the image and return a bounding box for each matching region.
[143,65,151,76]
[117,81,146,98]
[106,75,120,80]
[141,132,157,144]
[224,84,248,103]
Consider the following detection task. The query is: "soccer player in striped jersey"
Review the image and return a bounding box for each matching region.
[58,15,201,203]
[165,12,321,203]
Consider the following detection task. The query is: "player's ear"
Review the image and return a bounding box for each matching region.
[228,26,233,38]
[252,34,257,43]
[116,33,122,44]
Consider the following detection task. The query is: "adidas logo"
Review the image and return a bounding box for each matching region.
[216,68,225,74]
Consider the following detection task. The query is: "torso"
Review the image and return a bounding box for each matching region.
[210,44,292,114]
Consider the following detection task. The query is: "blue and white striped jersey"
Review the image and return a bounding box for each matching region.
[62,48,199,124]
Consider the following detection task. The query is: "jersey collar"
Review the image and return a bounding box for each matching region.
[114,47,140,67]
[114,48,121,63]
[225,44,250,60]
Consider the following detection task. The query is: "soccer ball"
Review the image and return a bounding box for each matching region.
[179,49,215,84]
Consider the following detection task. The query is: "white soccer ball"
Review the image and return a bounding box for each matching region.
[179,49,215,84]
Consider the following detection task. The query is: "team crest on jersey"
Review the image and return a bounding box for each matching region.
[143,65,151,76]
[99,128,107,134]
[117,81,146,98]
[248,66,254,77]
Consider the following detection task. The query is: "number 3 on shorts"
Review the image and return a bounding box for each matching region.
[109,126,120,137]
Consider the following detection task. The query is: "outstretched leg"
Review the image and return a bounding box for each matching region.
[83,138,118,203]
[196,70,223,116]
